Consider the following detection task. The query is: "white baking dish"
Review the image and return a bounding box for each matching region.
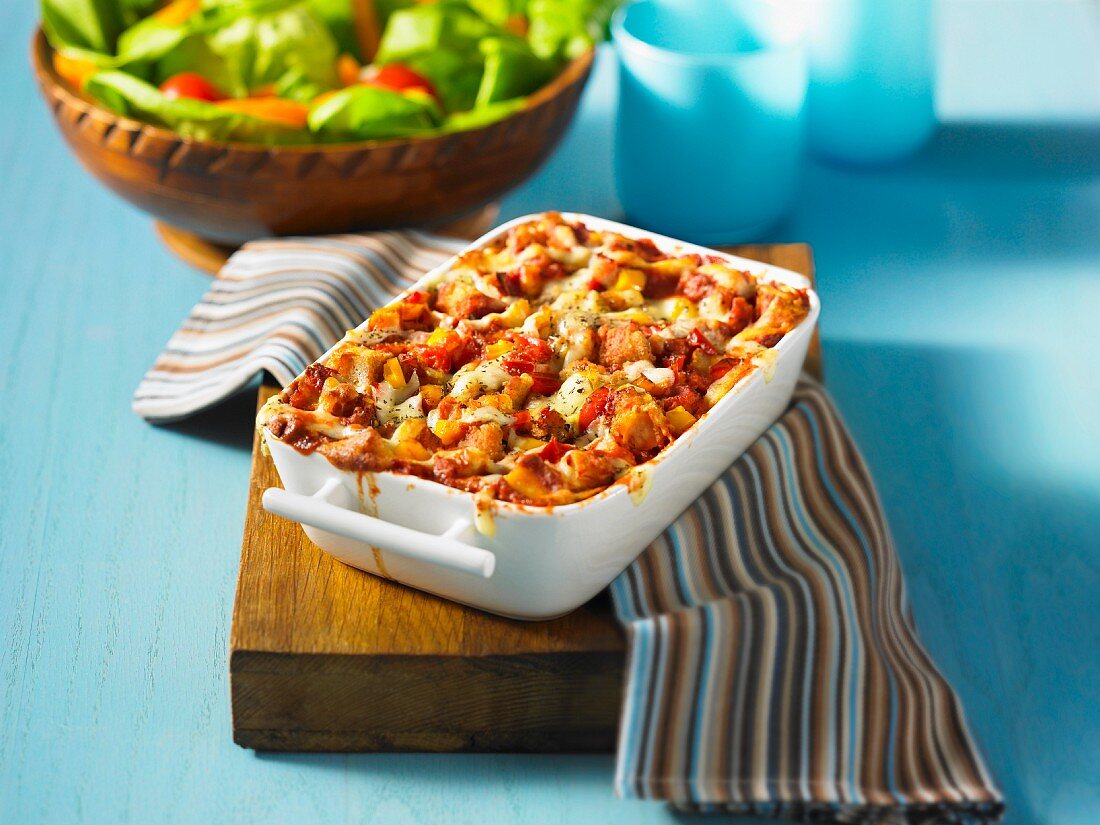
[261,214,819,620]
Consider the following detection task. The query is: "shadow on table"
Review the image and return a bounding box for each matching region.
[154,377,262,453]
[823,338,1100,825]
[771,120,1100,265]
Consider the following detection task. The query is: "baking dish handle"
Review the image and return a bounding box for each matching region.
[262,483,496,579]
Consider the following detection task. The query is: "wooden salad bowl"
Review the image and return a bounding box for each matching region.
[31,29,594,246]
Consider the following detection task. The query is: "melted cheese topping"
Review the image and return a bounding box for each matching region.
[258,213,811,507]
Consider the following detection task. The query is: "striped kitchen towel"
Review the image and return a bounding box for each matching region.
[134,231,1002,822]
[132,232,466,421]
[612,379,1004,821]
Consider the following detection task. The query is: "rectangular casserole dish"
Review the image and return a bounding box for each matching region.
[261,213,820,620]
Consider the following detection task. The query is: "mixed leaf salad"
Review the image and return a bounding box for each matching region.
[41,0,616,144]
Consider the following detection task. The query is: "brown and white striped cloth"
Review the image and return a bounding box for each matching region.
[134,232,1003,822]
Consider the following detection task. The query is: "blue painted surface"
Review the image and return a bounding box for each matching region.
[1,2,1098,822]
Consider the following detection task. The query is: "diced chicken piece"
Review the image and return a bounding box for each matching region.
[608,386,671,455]
[739,283,810,348]
[728,296,754,335]
[317,429,393,473]
[678,270,717,302]
[501,454,575,505]
[328,346,388,391]
[503,374,533,407]
[265,413,331,453]
[562,449,617,492]
[561,324,598,366]
[432,449,494,484]
[661,385,705,417]
[529,406,571,441]
[319,382,374,426]
[598,322,653,369]
[434,279,505,319]
[585,253,619,290]
[459,422,505,461]
[284,363,337,410]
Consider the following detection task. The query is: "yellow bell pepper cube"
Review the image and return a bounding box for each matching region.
[383,357,406,389]
[393,441,432,461]
[513,436,549,452]
[665,405,697,435]
[617,310,653,324]
[431,419,465,446]
[485,340,515,359]
[419,385,444,408]
[367,308,401,331]
[669,297,697,320]
[613,268,647,292]
[427,328,451,347]
[394,419,426,442]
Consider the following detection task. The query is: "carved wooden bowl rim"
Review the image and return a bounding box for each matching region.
[30,28,596,160]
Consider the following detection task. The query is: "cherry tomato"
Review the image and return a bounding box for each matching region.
[512,410,532,432]
[363,64,440,102]
[529,373,562,396]
[539,437,571,464]
[159,72,223,102]
[577,387,610,432]
[417,345,452,372]
[501,357,536,377]
[514,336,554,363]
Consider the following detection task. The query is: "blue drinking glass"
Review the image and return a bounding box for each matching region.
[611,0,807,244]
[805,0,936,165]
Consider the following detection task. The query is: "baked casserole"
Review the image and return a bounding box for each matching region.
[258,212,810,507]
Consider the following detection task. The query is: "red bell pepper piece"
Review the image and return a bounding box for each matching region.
[529,373,562,395]
[539,437,571,463]
[577,386,611,432]
[688,328,718,355]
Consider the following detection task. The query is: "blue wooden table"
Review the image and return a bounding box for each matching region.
[2,2,1097,823]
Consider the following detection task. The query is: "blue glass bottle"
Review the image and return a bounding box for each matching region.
[806,0,936,165]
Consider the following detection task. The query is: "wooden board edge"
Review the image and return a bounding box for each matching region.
[230,649,624,753]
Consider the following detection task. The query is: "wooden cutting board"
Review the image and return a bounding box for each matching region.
[230,243,819,752]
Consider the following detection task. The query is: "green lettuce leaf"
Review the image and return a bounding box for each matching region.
[465,0,523,27]
[272,64,330,102]
[307,84,441,141]
[109,0,338,95]
[304,0,359,58]
[41,0,125,56]
[526,0,615,60]
[441,96,525,133]
[202,1,340,92]
[475,36,553,106]
[375,1,532,112]
[402,48,484,113]
[375,1,498,62]
[85,69,309,142]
